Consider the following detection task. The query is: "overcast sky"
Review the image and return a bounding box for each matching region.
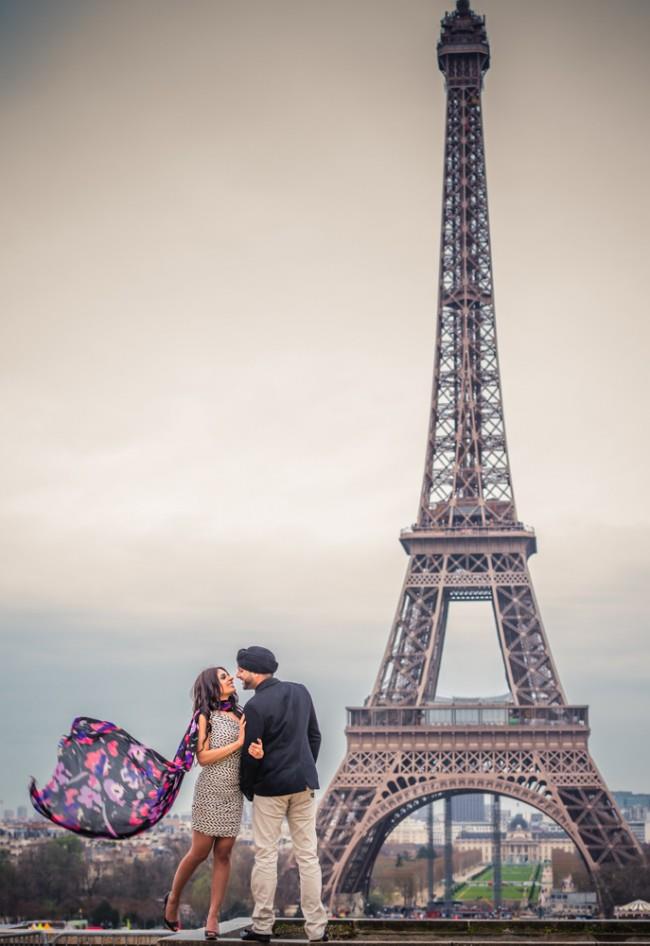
[1,0,649,817]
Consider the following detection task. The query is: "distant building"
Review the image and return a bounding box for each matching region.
[452,794,486,823]
[549,888,597,917]
[613,791,650,810]
[624,819,650,845]
[612,792,650,845]
[388,819,428,846]
[387,815,491,847]
[455,815,574,864]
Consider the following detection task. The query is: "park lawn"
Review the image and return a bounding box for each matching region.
[503,865,537,881]
[501,884,529,900]
[456,886,491,901]
[457,882,532,903]
[455,863,541,903]
[481,865,538,883]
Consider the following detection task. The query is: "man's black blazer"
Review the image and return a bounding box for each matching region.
[240,677,321,801]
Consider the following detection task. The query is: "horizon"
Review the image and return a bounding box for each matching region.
[2,0,650,815]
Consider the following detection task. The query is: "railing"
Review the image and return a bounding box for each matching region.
[347,703,589,729]
[0,933,47,946]
[0,918,252,946]
[401,522,535,536]
[0,932,164,946]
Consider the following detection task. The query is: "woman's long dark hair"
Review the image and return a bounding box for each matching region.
[192,666,243,747]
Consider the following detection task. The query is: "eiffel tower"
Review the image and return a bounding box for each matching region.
[316,0,640,913]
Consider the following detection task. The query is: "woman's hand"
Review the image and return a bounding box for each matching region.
[248,738,264,760]
[236,715,246,749]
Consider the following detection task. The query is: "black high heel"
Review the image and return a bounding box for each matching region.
[163,892,180,932]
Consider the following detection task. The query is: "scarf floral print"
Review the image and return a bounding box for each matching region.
[29,715,198,839]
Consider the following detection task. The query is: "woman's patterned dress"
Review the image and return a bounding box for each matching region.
[191,712,243,837]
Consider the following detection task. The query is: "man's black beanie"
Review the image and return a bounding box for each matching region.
[236,646,278,674]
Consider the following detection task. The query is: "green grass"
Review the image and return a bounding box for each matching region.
[455,863,542,904]
[456,886,491,901]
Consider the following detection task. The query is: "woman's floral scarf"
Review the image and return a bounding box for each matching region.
[29,715,198,839]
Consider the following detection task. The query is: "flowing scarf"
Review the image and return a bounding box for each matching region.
[29,714,199,839]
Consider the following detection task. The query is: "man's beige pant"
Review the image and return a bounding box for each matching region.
[251,789,328,940]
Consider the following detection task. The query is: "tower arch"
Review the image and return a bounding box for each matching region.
[324,779,596,911]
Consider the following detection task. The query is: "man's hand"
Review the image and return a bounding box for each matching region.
[248,738,264,760]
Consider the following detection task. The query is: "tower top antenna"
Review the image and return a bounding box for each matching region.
[438,0,489,80]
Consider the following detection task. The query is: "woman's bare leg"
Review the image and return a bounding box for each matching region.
[166,830,215,924]
[206,836,237,931]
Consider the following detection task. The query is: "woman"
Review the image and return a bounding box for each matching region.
[164,666,263,939]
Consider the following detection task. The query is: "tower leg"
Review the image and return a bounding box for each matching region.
[426,801,435,908]
[444,795,453,915]
[492,795,502,913]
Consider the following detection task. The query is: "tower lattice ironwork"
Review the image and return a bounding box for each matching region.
[316,0,640,912]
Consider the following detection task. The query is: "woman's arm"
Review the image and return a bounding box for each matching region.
[196,714,245,766]
[240,703,265,801]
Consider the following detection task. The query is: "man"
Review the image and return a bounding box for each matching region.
[237,646,328,943]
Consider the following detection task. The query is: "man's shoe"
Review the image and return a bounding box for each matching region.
[309,932,329,943]
[240,929,271,944]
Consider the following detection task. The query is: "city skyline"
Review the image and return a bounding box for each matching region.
[2,0,650,814]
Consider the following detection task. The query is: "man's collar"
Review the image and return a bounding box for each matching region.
[256,677,279,692]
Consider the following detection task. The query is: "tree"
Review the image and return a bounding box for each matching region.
[0,849,18,920]
[599,847,650,915]
[222,843,255,919]
[14,836,87,918]
[90,899,119,929]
